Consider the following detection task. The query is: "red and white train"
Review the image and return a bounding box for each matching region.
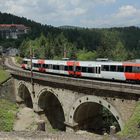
[21,58,140,82]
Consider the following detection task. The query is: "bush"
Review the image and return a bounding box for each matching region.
[15,56,23,64]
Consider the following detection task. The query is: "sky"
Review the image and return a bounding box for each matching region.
[0,0,140,28]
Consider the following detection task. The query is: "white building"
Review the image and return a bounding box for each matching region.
[0,24,29,39]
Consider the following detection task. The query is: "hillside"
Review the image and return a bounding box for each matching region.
[0,12,59,38]
[0,12,60,48]
[1,12,140,60]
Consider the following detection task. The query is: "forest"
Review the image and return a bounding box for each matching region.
[1,12,140,61]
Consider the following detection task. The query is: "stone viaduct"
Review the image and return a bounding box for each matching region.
[10,68,140,134]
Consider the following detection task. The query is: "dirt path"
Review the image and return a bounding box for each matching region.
[6,106,129,140]
[11,107,105,140]
[13,107,39,131]
[0,131,106,140]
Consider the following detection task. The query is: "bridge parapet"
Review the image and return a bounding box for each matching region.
[11,69,140,96]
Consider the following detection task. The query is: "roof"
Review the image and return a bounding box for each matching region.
[0,24,29,30]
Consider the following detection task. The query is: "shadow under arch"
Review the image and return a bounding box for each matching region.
[69,95,124,134]
[18,83,33,108]
[38,89,66,131]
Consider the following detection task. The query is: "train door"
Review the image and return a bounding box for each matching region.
[38,60,45,72]
[66,61,75,76]
[27,61,31,69]
[96,66,101,78]
[74,62,81,77]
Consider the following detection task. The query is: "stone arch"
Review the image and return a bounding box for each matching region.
[37,88,66,131]
[18,82,33,108]
[69,95,124,132]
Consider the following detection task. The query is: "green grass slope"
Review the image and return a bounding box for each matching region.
[119,101,140,138]
[0,66,10,83]
[0,99,17,131]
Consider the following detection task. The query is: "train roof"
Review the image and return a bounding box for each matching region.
[23,58,30,61]
[23,58,140,66]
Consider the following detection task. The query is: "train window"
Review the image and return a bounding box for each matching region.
[133,67,140,73]
[64,66,68,71]
[117,66,124,72]
[102,65,109,71]
[56,65,60,70]
[60,65,64,70]
[69,66,73,71]
[82,67,87,72]
[49,64,53,69]
[43,64,48,68]
[53,65,60,70]
[110,65,116,72]
[87,67,93,73]
[38,64,41,67]
[33,63,40,68]
[76,66,81,72]
[125,66,132,72]
[33,63,36,67]
[53,65,55,70]
[23,61,27,64]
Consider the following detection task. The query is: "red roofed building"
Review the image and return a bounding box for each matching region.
[0,24,29,39]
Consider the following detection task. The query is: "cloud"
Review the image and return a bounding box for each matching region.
[1,0,140,28]
[0,0,39,16]
[84,0,116,3]
[80,4,140,28]
[115,5,138,18]
[103,0,116,3]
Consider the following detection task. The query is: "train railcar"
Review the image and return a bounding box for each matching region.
[21,58,31,69]
[21,58,140,82]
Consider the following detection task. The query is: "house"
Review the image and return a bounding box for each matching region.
[0,24,29,39]
[7,48,19,56]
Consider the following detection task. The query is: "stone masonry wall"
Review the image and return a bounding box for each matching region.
[0,78,16,102]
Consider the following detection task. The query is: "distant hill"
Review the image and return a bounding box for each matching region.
[58,25,84,29]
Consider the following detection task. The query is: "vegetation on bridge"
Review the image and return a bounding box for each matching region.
[0,66,10,83]
[119,101,140,139]
[0,99,17,131]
